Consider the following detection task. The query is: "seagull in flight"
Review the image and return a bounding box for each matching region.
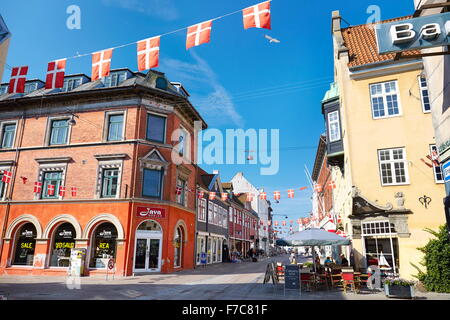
[264,34,280,43]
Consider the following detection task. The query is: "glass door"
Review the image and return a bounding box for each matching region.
[148,239,160,270]
[134,238,147,270]
[134,236,161,272]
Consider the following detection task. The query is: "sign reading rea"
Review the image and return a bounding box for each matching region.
[137,207,166,218]
[376,12,450,54]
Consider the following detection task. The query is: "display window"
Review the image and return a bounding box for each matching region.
[13,223,37,266]
[50,223,76,267]
[174,226,183,268]
[89,222,118,268]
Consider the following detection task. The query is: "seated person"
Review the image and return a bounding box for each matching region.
[340,254,349,265]
[324,256,333,265]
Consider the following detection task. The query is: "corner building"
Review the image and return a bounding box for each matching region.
[0,68,206,276]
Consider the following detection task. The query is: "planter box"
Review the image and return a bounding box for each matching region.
[385,284,415,299]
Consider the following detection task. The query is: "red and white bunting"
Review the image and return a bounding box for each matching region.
[137,36,160,71]
[34,181,42,193]
[45,59,66,89]
[297,218,302,224]
[288,189,295,198]
[260,192,267,200]
[327,181,336,190]
[59,186,66,197]
[221,192,228,201]
[314,184,323,193]
[267,220,271,226]
[8,66,28,94]
[197,190,204,199]
[47,184,55,196]
[282,221,286,226]
[242,1,271,30]
[427,152,440,167]
[71,186,78,197]
[91,49,113,81]
[246,193,254,202]
[186,20,212,49]
[274,221,278,226]
[299,186,308,190]
[1,170,12,183]
[209,192,216,200]
[273,191,280,200]
[176,186,182,195]
[421,158,433,168]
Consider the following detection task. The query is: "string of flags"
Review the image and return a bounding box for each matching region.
[7,1,272,94]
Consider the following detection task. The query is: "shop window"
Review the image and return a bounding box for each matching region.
[101,168,119,198]
[89,222,118,268]
[42,171,63,199]
[50,223,76,267]
[142,168,163,198]
[49,119,70,145]
[13,223,37,266]
[1,123,16,149]
[174,226,183,268]
[146,113,166,143]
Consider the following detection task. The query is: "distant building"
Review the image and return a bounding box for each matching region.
[0,15,11,82]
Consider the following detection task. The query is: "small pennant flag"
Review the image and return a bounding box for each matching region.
[8,66,28,94]
[71,186,78,197]
[137,36,160,71]
[2,170,12,183]
[260,192,267,200]
[327,181,336,190]
[242,1,271,30]
[47,184,55,196]
[59,186,66,197]
[176,186,182,195]
[209,192,216,200]
[45,59,66,89]
[288,189,295,198]
[273,191,280,200]
[314,184,323,192]
[247,193,254,202]
[186,20,212,49]
[34,182,42,193]
[91,49,113,81]
[282,221,286,226]
[197,191,204,199]
[221,192,228,201]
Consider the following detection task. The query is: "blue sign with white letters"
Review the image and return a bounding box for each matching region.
[376,12,450,54]
[443,160,450,183]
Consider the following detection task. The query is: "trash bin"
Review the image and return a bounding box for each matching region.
[68,248,86,277]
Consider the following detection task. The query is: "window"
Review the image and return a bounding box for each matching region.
[177,178,186,205]
[1,123,16,148]
[42,171,63,199]
[229,207,233,222]
[419,76,431,113]
[370,81,400,119]
[198,198,206,222]
[24,82,37,94]
[103,71,128,87]
[50,223,76,267]
[0,171,6,199]
[0,85,8,95]
[89,222,117,268]
[62,78,82,92]
[378,148,409,185]
[214,204,219,225]
[155,77,168,90]
[327,111,340,142]
[13,223,37,266]
[178,128,188,157]
[107,113,124,141]
[146,113,166,143]
[430,145,444,183]
[49,119,69,145]
[101,168,119,198]
[174,226,183,267]
[142,168,163,198]
[208,202,213,223]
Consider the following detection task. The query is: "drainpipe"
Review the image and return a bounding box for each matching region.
[0,107,26,265]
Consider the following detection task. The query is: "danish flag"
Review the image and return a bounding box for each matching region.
[197,190,204,199]
[221,192,228,201]
[34,181,42,193]
[8,66,28,94]
[59,186,66,197]
[288,189,295,198]
[314,184,323,192]
[209,192,216,200]
[267,220,271,226]
[71,186,78,197]
[45,59,66,89]
[186,20,212,49]
[327,181,336,190]
[282,221,286,226]
[427,151,440,167]
[260,220,264,225]
[297,219,302,224]
[176,186,182,195]
[242,1,271,30]
[247,193,254,202]
[137,36,160,71]
[2,170,12,183]
[273,191,280,200]
[47,184,55,196]
[91,49,113,81]
[260,192,267,200]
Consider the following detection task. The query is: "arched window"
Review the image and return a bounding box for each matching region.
[137,220,161,232]
[50,223,76,267]
[13,223,37,266]
[174,226,183,268]
[89,222,118,268]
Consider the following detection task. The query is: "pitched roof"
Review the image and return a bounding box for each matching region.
[342,16,420,68]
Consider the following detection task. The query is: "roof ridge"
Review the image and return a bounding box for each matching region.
[342,15,413,30]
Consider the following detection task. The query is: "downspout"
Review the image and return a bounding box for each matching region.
[0,106,26,265]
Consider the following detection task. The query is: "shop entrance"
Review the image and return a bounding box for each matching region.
[134,220,162,273]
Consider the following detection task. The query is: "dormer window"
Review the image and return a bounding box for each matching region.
[155,77,167,90]
[0,85,7,95]
[62,78,82,92]
[24,82,37,94]
[103,71,128,87]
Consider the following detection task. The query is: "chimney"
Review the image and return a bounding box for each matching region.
[331,10,349,60]
[332,10,342,33]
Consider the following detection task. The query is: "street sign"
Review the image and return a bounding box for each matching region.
[284,264,300,290]
[376,12,450,54]
[443,160,450,182]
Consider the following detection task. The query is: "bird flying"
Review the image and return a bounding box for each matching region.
[264,34,280,43]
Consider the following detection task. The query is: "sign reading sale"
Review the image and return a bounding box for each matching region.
[137,207,166,218]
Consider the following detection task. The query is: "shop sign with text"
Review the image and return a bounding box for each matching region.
[137,207,166,218]
[376,12,450,54]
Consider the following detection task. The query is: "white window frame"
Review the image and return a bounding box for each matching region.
[45,116,72,147]
[0,120,18,149]
[418,76,431,113]
[327,110,341,142]
[208,201,213,224]
[95,160,123,199]
[378,147,410,186]
[369,80,402,119]
[198,198,207,222]
[103,110,126,142]
[430,144,444,183]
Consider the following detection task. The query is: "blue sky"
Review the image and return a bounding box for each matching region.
[1,0,415,226]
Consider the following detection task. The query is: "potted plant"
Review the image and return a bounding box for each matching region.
[384,277,416,299]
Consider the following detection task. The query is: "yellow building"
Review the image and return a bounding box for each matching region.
[0,15,11,83]
[324,12,446,279]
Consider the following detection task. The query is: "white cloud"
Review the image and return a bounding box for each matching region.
[160,51,244,127]
[101,0,179,21]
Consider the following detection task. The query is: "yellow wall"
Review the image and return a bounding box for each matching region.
[0,38,10,82]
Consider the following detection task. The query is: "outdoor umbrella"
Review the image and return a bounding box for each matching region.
[279,228,350,273]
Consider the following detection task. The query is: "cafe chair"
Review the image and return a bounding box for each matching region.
[342,272,359,294]
[300,273,315,291]
[276,263,285,281]
[330,269,343,289]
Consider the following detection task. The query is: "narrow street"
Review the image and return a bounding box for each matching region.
[1,254,449,300]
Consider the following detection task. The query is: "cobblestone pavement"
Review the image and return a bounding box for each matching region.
[1,255,449,300]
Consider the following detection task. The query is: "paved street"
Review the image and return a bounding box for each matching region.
[1,254,449,300]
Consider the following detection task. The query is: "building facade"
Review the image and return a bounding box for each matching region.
[0,68,206,276]
[326,12,446,279]
[0,15,10,83]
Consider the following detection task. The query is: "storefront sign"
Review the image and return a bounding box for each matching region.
[443,160,450,183]
[376,12,450,54]
[137,206,166,218]
[284,264,300,290]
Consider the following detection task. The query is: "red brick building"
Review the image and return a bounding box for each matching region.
[0,68,206,276]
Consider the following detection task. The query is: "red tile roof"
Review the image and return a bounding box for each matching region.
[342,16,421,67]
